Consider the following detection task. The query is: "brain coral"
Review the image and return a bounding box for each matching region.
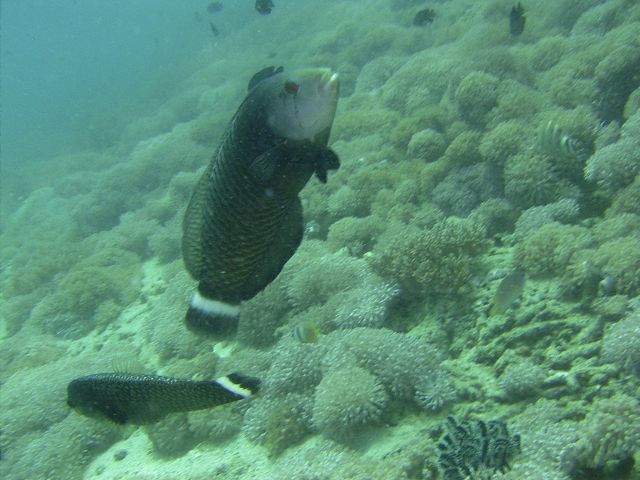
[312,366,388,442]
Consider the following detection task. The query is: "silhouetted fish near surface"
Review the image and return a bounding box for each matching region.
[67,372,259,424]
[207,1,223,13]
[413,8,435,26]
[209,20,220,36]
[510,2,526,36]
[182,66,340,337]
[489,270,525,316]
[255,0,274,15]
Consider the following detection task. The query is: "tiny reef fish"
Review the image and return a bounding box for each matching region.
[293,321,320,344]
[489,270,525,317]
[67,372,260,424]
[510,2,526,36]
[255,0,274,15]
[413,8,435,26]
[181,66,339,336]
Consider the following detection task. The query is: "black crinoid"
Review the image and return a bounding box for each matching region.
[437,416,521,480]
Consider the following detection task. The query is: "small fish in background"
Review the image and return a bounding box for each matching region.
[67,372,260,424]
[209,20,220,37]
[293,321,320,344]
[510,2,526,36]
[539,120,586,159]
[255,0,274,15]
[207,1,223,14]
[413,8,435,26]
[489,270,525,317]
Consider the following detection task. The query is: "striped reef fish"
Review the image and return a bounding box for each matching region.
[539,120,584,159]
[292,321,320,343]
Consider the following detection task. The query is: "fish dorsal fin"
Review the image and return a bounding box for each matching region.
[111,357,148,374]
[248,65,284,91]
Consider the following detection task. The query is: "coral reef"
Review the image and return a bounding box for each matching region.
[479,119,530,167]
[512,198,581,241]
[560,394,640,479]
[371,217,488,296]
[432,162,501,216]
[326,215,383,257]
[414,370,457,413]
[406,128,447,162]
[593,236,640,296]
[513,222,595,276]
[601,310,640,375]
[321,328,442,401]
[498,358,547,401]
[145,413,196,457]
[454,71,500,127]
[312,366,388,442]
[585,110,640,198]
[504,153,579,209]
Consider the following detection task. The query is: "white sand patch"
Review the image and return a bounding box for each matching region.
[83,430,272,480]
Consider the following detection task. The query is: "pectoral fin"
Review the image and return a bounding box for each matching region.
[314,148,340,183]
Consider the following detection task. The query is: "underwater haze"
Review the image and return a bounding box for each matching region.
[1,0,640,479]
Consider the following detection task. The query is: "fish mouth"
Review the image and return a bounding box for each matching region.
[321,71,339,96]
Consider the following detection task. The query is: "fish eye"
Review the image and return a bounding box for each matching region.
[284,81,299,94]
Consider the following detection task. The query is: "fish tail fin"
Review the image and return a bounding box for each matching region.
[185,290,239,336]
[224,372,261,396]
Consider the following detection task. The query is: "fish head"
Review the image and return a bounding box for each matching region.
[266,68,339,142]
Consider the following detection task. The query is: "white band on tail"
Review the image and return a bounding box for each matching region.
[191,292,240,317]
[216,376,253,398]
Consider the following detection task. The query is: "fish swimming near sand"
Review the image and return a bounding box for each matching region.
[489,270,525,317]
[67,372,260,424]
[181,66,340,336]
